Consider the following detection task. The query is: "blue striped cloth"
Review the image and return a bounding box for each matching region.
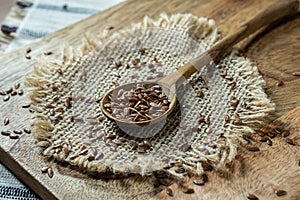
[0,0,123,199]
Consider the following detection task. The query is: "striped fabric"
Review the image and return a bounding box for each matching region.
[0,0,123,199]
[6,0,124,51]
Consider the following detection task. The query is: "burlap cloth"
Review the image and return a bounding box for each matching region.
[26,13,274,178]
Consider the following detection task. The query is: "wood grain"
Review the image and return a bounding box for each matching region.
[0,0,300,199]
[153,106,300,200]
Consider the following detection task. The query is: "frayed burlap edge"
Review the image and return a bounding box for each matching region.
[25,13,275,179]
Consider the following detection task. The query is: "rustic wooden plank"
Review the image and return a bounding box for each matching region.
[153,106,300,200]
[0,0,299,199]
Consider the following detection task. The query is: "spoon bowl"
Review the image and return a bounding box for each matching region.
[101,81,177,127]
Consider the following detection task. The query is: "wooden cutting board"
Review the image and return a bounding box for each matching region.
[0,0,300,199]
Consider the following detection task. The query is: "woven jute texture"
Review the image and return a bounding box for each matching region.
[26,13,275,178]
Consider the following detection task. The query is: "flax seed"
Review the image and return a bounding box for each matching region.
[247,194,259,200]
[28,108,35,113]
[18,89,24,95]
[246,146,260,152]
[198,114,205,123]
[6,88,13,94]
[225,75,233,81]
[182,188,194,194]
[3,95,10,102]
[292,72,300,76]
[69,154,79,160]
[14,83,21,90]
[201,173,208,182]
[44,51,53,55]
[21,103,30,108]
[0,90,5,95]
[9,133,19,139]
[166,188,173,197]
[47,167,54,178]
[260,137,268,142]
[281,131,290,137]
[25,54,31,60]
[57,68,63,75]
[1,130,11,136]
[266,139,273,146]
[13,130,22,135]
[277,80,284,87]
[26,48,31,54]
[23,128,31,134]
[79,149,88,155]
[286,138,295,145]
[193,179,205,186]
[197,91,204,98]
[4,118,9,126]
[10,91,17,96]
[41,167,48,173]
[275,190,287,196]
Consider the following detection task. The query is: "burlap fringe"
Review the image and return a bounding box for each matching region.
[26,13,274,178]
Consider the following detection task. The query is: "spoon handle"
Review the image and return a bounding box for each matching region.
[162,0,300,87]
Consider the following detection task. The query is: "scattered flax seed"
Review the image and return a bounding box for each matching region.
[21,104,31,108]
[14,83,21,90]
[4,118,9,126]
[56,68,63,75]
[266,139,273,146]
[65,97,72,108]
[182,187,194,194]
[246,146,260,152]
[1,130,11,136]
[11,91,17,96]
[47,167,54,178]
[26,48,31,54]
[247,194,259,200]
[193,179,205,186]
[166,188,173,197]
[260,137,268,142]
[0,90,5,95]
[267,131,275,139]
[230,81,236,90]
[297,160,300,167]
[286,138,295,145]
[69,154,79,160]
[41,167,48,173]
[23,128,31,134]
[277,80,284,87]
[28,108,35,113]
[225,75,233,81]
[275,190,287,197]
[292,72,300,76]
[198,114,205,123]
[197,91,204,98]
[257,131,265,137]
[79,149,88,155]
[44,51,53,56]
[9,133,19,139]
[6,88,13,94]
[201,173,208,183]
[13,130,22,135]
[106,26,114,30]
[220,71,227,78]
[281,131,290,137]
[114,60,122,68]
[25,54,31,60]
[18,89,24,95]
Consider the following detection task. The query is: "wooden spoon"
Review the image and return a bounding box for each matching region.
[101,0,300,127]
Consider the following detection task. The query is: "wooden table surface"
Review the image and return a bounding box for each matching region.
[0,0,300,199]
